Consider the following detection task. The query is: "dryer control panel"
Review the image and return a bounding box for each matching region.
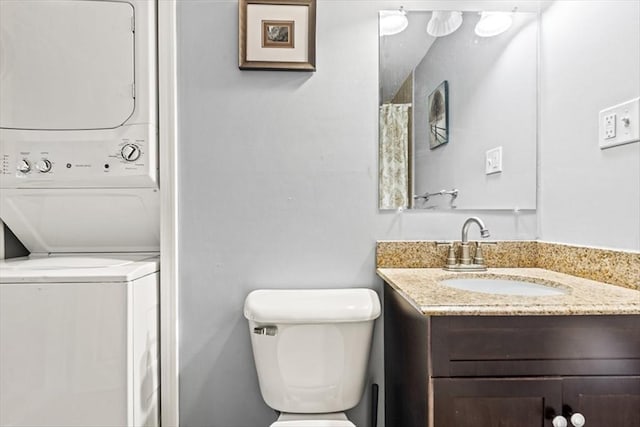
[0,0,157,190]
[0,124,157,188]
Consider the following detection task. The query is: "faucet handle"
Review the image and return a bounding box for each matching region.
[446,244,457,266]
[473,243,486,266]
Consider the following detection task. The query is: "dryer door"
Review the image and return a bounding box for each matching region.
[0,0,135,130]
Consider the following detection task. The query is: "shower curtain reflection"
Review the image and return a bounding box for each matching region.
[379,103,411,210]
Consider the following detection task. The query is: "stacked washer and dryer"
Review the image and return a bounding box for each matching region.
[0,1,160,426]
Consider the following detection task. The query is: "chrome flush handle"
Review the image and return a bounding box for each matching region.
[253,326,277,336]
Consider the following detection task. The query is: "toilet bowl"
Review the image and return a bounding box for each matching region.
[244,288,381,427]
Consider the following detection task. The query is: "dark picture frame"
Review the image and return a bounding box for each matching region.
[239,0,316,71]
[428,80,449,149]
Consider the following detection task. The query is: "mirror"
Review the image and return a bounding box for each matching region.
[379,9,538,210]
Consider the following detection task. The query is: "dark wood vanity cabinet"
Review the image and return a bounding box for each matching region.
[562,377,640,425]
[432,377,640,427]
[433,377,563,427]
[384,284,640,427]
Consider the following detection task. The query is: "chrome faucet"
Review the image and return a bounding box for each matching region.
[444,217,491,271]
[461,217,490,243]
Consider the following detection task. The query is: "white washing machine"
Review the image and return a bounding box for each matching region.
[0,253,160,427]
[0,1,161,426]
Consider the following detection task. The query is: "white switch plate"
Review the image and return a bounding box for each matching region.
[599,97,640,149]
[485,146,503,175]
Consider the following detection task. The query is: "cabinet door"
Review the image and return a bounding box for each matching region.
[433,378,563,427]
[562,377,640,427]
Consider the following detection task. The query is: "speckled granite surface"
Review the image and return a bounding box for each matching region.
[537,242,639,291]
[377,268,640,316]
[376,241,538,269]
[377,241,639,290]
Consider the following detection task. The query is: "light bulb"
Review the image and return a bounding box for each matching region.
[380,10,409,36]
[475,12,513,37]
[427,11,463,37]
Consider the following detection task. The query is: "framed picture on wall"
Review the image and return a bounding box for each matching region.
[428,80,449,149]
[239,0,316,71]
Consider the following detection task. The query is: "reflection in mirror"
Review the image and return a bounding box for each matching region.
[379,10,538,211]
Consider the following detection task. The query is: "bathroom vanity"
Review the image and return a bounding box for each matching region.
[379,268,640,427]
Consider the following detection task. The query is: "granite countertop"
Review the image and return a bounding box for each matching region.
[377,267,640,316]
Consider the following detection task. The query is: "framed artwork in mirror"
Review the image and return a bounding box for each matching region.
[428,80,449,149]
[239,0,316,71]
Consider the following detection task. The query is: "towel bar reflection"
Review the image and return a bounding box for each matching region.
[414,188,459,202]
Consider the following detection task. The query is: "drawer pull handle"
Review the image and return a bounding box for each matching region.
[552,416,568,427]
[570,413,586,427]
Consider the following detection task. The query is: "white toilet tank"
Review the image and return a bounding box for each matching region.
[244,289,381,414]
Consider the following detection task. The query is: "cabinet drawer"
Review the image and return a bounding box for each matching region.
[431,315,640,377]
[432,378,563,427]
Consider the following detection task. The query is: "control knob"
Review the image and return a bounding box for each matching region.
[17,159,31,174]
[36,159,52,173]
[121,144,141,162]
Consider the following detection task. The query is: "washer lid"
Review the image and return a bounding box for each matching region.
[0,0,135,130]
[0,253,159,283]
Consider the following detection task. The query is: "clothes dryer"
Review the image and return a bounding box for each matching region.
[0,0,159,253]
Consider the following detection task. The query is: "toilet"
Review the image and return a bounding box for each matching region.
[244,288,381,427]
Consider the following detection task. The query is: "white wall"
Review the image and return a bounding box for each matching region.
[177,1,536,426]
[413,11,538,210]
[539,0,640,251]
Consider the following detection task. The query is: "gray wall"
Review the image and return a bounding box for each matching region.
[379,12,435,104]
[539,0,640,251]
[177,0,637,426]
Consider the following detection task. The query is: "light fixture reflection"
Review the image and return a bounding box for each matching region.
[475,12,513,37]
[380,9,409,36]
[427,11,463,37]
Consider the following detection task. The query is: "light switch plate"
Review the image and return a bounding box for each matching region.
[485,146,503,175]
[599,97,640,149]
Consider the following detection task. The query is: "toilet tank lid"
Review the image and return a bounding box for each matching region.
[244,289,381,324]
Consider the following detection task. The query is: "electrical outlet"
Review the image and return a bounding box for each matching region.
[485,147,502,175]
[599,97,640,149]
[604,113,616,139]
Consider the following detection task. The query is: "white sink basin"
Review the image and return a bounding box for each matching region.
[440,277,567,296]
